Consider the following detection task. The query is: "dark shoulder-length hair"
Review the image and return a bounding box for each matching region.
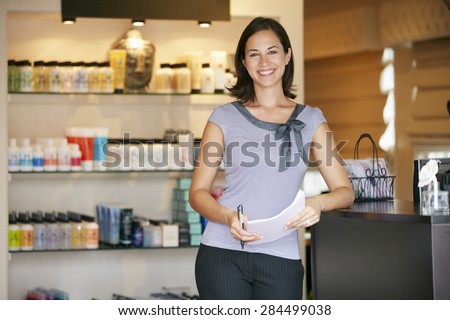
[228,17,296,103]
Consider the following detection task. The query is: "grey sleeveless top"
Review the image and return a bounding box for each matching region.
[201,101,326,259]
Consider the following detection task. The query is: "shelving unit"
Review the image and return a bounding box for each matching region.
[0,0,304,300]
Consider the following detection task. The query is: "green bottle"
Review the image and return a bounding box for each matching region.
[8,212,20,251]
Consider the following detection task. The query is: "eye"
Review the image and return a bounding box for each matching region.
[249,52,259,58]
[268,50,278,55]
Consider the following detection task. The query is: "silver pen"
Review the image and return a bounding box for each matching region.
[237,204,245,249]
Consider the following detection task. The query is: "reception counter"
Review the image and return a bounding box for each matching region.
[310,200,450,299]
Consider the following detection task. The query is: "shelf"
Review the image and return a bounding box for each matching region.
[8,170,195,181]
[7,92,233,107]
[8,91,226,96]
[9,244,199,254]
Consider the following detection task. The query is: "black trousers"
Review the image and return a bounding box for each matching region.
[195,244,304,300]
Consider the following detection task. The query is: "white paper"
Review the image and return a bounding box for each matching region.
[246,189,305,245]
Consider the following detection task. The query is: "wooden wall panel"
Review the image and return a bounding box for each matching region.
[305,50,386,161]
[412,89,450,119]
[411,67,450,88]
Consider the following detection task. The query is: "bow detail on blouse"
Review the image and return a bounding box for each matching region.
[275,118,307,171]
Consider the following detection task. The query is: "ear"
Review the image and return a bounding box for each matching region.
[285,48,292,65]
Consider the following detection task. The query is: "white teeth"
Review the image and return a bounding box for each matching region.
[259,69,274,75]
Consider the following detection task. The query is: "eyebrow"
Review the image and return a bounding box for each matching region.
[247,45,279,53]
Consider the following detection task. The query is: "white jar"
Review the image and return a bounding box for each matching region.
[87,62,101,93]
[175,63,191,94]
[200,63,215,94]
[100,61,114,93]
[155,63,174,94]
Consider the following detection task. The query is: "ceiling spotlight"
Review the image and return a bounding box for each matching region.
[132,19,145,27]
[198,21,211,28]
[62,17,76,25]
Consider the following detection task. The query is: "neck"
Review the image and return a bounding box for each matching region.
[252,85,289,109]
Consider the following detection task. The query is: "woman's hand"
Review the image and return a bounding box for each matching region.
[285,196,323,228]
[227,211,262,243]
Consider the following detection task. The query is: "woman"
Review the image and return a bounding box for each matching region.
[189,17,354,300]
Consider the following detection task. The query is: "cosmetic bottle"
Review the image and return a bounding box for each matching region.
[69,212,84,249]
[8,212,20,252]
[99,61,114,93]
[33,143,44,172]
[200,63,214,94]
[87,62,101,93]
[45,212,59,251]
[20,138,33,172]
[31,212,47,251]
[175,63,191,94]
[8,60,20,92]
[44,139,57,172]
[81,215,99,249]
[155,63,174,94]
[8,138,20,172]
[57,138,71,171]
[32,60,47,92]
[57,212,72,250]
[70,144,82,171]
[18,60,33,92]
[47,61,61,93]
[18,212,34,251]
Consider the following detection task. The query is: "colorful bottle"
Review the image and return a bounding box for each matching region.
[57,138,71,171]
[8,60,20,92]
[32,143,44,172]
[8,138,20,172]
[69,212,84,249]
[81,215,99,249]
[45,212,60,250]
[31,212,47,251]
[20,138,34,172]
[57,212,72,250]
[70,144,82,171]
[8,212,20,252]
[44,139,57,172]
[18,212,34,251]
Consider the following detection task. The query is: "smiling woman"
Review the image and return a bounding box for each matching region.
[189,16,354,300]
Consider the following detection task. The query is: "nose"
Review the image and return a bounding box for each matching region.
[258,54,269,66]
[135,53,146,73]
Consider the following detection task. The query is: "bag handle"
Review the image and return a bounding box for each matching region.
[353,133,385,177]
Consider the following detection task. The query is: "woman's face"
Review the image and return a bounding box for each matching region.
[242,29,291,90]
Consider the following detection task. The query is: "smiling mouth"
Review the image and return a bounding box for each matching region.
[258,69,275,76]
